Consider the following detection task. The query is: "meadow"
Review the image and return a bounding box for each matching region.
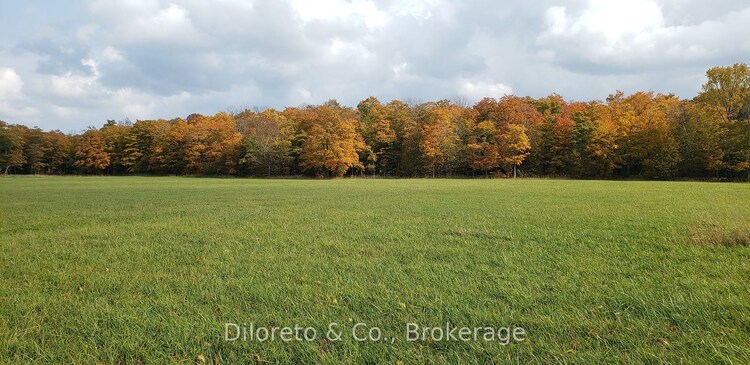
[1,176,749,364]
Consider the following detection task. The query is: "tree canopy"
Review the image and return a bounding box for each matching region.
[2,64,749,180]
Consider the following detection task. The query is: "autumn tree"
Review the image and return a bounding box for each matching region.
[499,124,531,178]
[0,122,26,174]
[493,96,544,174]
[571,102,622,177]
[470,96,540,177]
[197,112,243,175]
[607,92,682,178]
[388,100,421,176]
[357,97,400,175]
[419,101,461,177]
[467,120,501,176]
[42,130,71,174]
[74,128,111,173]
[299,104,364,177]
[146,113,243,175]
[119,119,173,173]
[1,63,747,180]
[157,118,195,174]
[453,106,478,175]
[101,120,131,174]
[23,127,50,174]
[531,95,584,175]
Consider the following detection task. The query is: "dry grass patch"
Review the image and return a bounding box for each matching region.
[691,219,750,247]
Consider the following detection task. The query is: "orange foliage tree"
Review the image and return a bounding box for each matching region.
[299,105,364,177]
[74,129,110,173]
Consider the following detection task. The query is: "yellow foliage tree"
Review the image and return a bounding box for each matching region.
[300,106,364,177]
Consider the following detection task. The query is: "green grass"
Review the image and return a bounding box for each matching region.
[1,176,749,364]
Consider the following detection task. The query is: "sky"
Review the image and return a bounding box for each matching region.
[1,0,749,132]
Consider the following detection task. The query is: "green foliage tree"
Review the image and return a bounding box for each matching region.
[241,109,292,176]
[698,63,750,177]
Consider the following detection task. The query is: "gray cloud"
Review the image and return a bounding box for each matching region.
[0,0,748,131]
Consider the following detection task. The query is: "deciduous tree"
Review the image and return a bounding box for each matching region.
[74,129,110,173]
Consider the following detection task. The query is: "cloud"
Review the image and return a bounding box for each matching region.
[0,68,23,99]
[537,0,750,71]
[0,0,749,131]
[92,2,207,46]
[0,67,38,119]
[459,80,513,103]
[290,0,389,29]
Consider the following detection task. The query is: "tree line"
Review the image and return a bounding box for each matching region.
[1,64,749,179]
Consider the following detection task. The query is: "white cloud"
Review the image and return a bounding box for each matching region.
[76,24,100,44]
[538,0,671,64]
[50,105,78,119]
[0,68,23,99]
[47,59,102,98]
[553,0,664,43]
[0,67,38,119]
[327,39,374,60]
[392,62,409,78]
[459,79,513,103]
[538,0,750,68]
[383,0,452,23]
[290,0,389,28]
[101,46,123,62]
[90,1,206,45]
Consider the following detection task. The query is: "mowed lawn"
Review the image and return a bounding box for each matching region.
[1,177,749,364]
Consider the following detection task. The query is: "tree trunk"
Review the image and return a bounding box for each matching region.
[513,164,517,178]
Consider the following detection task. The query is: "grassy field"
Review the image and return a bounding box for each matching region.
[1,176,749,364]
